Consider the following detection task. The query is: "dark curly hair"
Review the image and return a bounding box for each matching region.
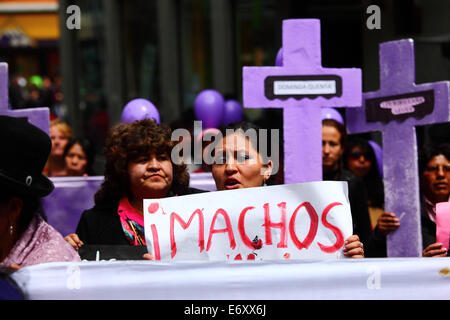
[94,119,190,204]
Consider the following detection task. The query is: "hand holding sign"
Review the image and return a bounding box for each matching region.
[144,181,353,261]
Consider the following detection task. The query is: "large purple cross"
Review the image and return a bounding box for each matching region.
[0,62,50,133]
[243,19,362,183]
[346,39,450,257]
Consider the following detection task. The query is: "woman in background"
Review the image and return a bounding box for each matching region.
[321,119,372,248]
[45,119,73,177]
[344,137,386,229]
[63,138,95,176]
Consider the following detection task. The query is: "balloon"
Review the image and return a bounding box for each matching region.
[194,89,224,129]
[29,75,43,89]
[321,107,344,124]
[121,98,160,124]
[223,99,243,126]
[275,47,283,66]
[17,77,27,87]
[368,140,383,178]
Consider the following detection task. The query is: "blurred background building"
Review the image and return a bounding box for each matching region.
[1,0,449,172]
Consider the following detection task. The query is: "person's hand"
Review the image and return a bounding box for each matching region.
[376,211,400,236]
[422,242,448,257]
[342,234,364,258]
[64,233,84,250]
[142,253,155,260]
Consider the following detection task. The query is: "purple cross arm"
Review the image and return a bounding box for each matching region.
[243,19,362,183]
[0,62,50,134]
[346,39,450,257]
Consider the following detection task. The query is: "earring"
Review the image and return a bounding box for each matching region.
[9,224,14,236]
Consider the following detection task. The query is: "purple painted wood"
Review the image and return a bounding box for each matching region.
[243,19,362,183]
[346,39,450,257]
[0,62,50,133]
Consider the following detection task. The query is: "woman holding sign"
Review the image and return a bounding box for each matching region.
[64,120,205,253]
[211,121,364,258]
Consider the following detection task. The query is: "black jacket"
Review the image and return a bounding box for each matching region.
[324,168,372,246]
[420,203,437,249]
[75,187,207,245]
[365,198,441,257]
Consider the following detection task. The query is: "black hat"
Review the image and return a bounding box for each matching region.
[0,116,54,197]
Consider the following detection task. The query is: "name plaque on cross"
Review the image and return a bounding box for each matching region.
[346,39,450,257]
[243,19,362,184]
[366,90,434,122]
[265,75,343,100]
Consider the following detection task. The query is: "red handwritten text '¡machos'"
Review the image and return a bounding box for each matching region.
[147,201,344,260]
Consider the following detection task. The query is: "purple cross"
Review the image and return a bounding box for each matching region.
[0,62,50,133]
[243,19,362,183]
[346,39,450,257]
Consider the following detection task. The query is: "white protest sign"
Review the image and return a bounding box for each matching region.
[143,181,352,261]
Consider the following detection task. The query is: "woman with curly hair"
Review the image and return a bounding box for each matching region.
[64,120,205,249]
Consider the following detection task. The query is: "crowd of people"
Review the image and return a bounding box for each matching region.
[0,112,449,288]
[9,75,65,120]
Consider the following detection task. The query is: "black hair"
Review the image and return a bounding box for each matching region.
[217,121,279,185]
[418,143,450,174]
[63,138,95,175]
[219,121,273,160]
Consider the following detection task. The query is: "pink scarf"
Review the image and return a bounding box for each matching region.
[118,198,146,246]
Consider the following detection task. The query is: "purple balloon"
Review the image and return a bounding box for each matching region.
[194,89,225,129]
[368,140,383,178]
[121,98,160,124]
[275,47,283,66]
[223,99,243,126]
[321,107,344,124]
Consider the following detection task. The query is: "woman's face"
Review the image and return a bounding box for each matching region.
[212,133,273,191]
[50,126,69,157]
[65,143,88,176]
[127,151,173,200]
[347,146,372,178]
[421,154,450,203]
[322,125,343,173]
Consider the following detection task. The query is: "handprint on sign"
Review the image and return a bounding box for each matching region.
[247,236,263,260]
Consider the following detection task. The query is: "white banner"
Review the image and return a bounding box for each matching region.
[143,181,353,261]
[11,258,450,300]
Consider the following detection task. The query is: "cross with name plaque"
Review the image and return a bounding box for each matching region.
[0,62,50,133]
[346,39,450,257]
[243,19,362,183]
